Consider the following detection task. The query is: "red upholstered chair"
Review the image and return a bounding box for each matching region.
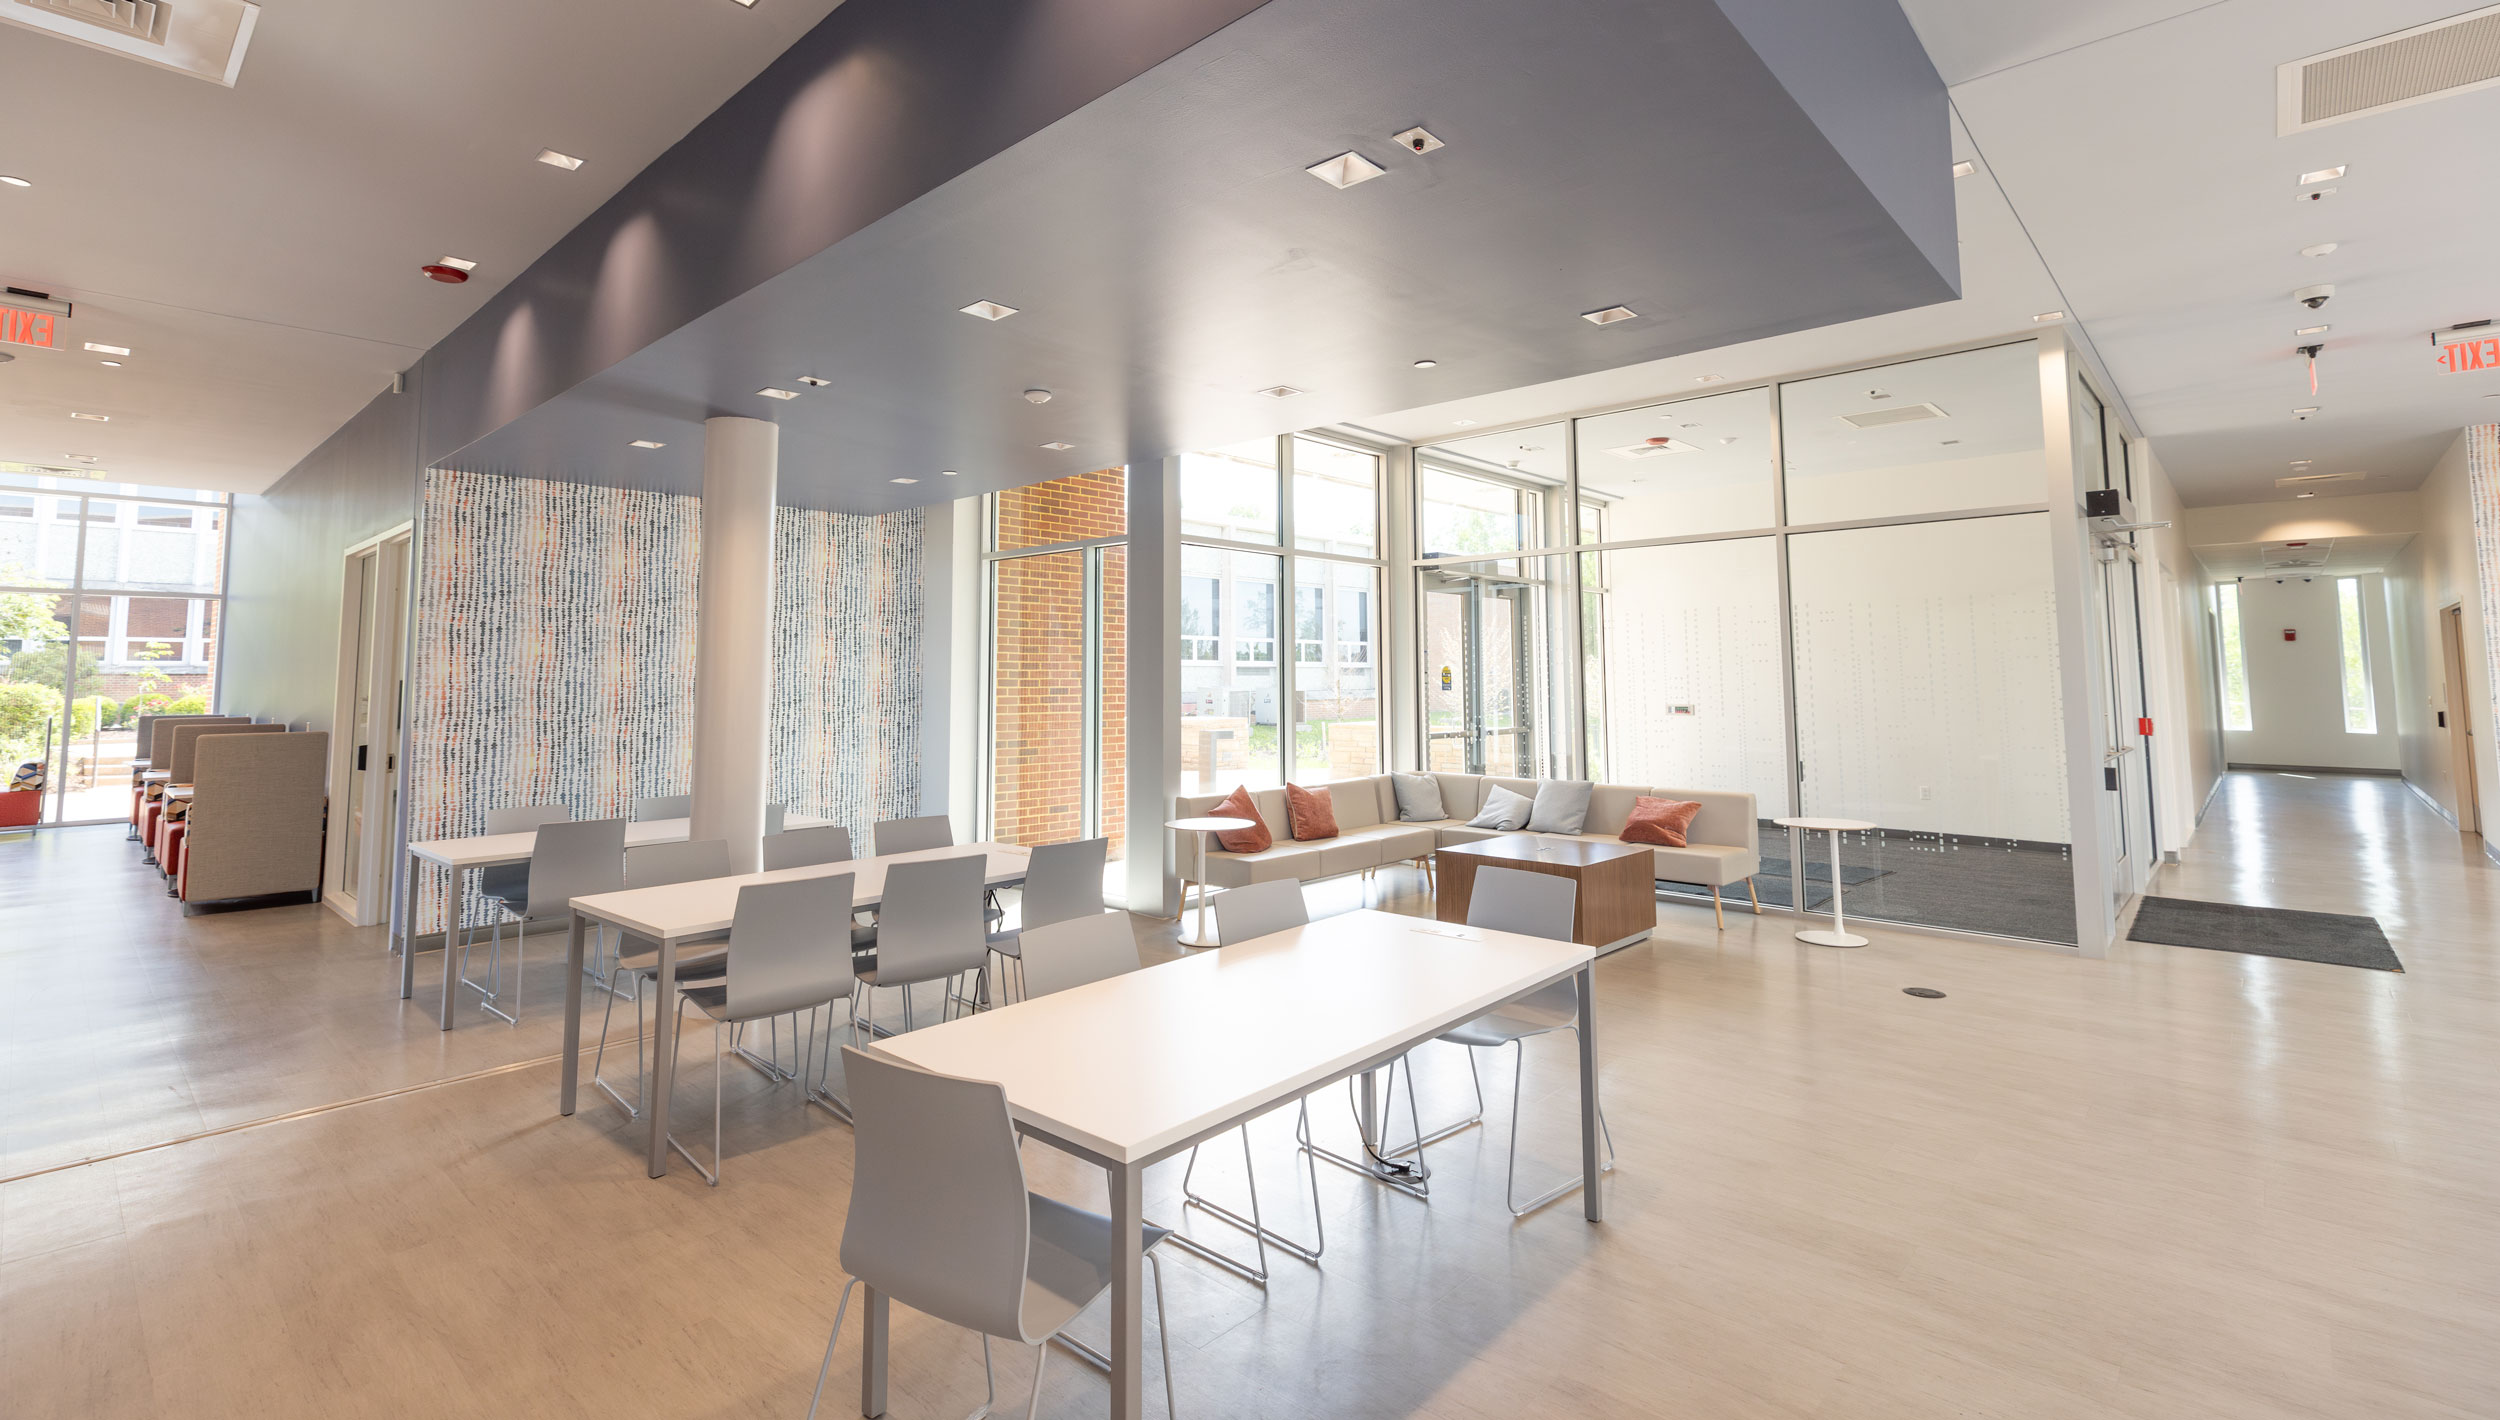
[162,822,189,893]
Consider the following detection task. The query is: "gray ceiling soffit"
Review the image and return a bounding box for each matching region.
[414,0,1274,467]
[443,0,1959,512]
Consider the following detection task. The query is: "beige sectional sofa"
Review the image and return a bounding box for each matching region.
[1175,773,1764,927]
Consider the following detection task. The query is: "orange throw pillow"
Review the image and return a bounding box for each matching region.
[1209,785,1273,853]
[1284,783,1339,841]
[1620,796,1702,848]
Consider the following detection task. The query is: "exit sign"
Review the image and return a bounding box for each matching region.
[2435,336,2500,373]
[0,304,58,350]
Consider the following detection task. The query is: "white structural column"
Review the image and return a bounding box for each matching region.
[690,416,780,873]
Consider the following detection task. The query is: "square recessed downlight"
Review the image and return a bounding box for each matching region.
[1951,160,1975,178]
[1694,374,1725,384]
[796,375,831,387]
[1582,306,1637,325]
[1041,441,1074,451]
[891,477,918,484]
[2296,324,2329,336]
[960,300,1018,321]
[629,440,666,449]
[438,256,478,272]
[940,469,960,476]
[757,387,800,400]
[1257,385,1306,399]
[2293,406,2319,414]
[70,411,109,421]
[2299,165,2345,185]
[84,342,131,356]
[1452,419,1477,427]
[536,149,585,171]
[1307,152,1386,189]
[2032,310,2065,322]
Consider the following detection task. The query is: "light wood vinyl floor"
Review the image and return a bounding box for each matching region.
[2,770,2495,1419]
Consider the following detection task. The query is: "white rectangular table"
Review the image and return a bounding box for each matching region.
[399,814,831,1028]
[866,907,1601,1420]
[557,843,1034,1178]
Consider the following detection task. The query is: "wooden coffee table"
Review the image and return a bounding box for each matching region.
[1435,834,1657,953]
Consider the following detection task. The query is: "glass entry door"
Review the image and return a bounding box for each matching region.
[1421,568,1534,776]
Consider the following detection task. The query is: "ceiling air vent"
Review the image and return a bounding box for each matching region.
[2273,470,2368,488]
[1837,403,1947,430]
[2278,4,2500,134]
[1605,437,1700,460]
[3,0,260,87]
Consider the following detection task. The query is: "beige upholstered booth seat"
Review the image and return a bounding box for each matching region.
[180,731,328,908]
[1178,771,1762,925]
[1174,777,1436,888]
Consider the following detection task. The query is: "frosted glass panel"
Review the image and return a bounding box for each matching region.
[1782,342,2045,524]
[1582,537,1787,813]
[1788,512,2073,942]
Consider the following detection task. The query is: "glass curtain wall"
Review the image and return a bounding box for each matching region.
[1180,435,1384,796]
[0,473,231,825]
[984,468,1127,893]
[1414,339,2079,944]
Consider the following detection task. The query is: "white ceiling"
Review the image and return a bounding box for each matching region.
[1361,1,2500,510]
[0,0,843,494]
[2193,533,2419,578]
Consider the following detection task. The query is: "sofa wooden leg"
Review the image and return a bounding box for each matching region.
[1711,885,1725,930]
[1746,878,1762,914]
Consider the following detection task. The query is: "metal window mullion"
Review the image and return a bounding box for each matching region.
[1277,435,1300,779]
[1770,379,1805,891]
[53,497,93,827]
[1081,545,1104,840]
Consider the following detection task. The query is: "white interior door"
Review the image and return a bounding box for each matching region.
[324,528,410,925]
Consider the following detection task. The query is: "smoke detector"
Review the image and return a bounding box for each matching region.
[4,0,261,87]
[1605,437,1700,460]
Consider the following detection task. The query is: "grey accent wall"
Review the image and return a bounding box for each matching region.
[220,376,421,732]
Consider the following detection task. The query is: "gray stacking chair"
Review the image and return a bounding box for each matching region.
[631,793,691,822]
[591,838,734,1119]
[804,1046,1179,1420]
[464,817,625,1025]
[472,803,569,937]
[767,801,788,835]
[872,814,953,854]
[1385,865,1616,1216]
[667,874,858,1186]
[1169,879,1327,1282]
[1015,911,1139,1001]
[851,854,989,1038]
[987,837,1107,1002]
[763,824,852,871]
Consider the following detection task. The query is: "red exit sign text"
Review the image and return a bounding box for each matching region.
[0,305,58,350]
[2436,336,2500,373]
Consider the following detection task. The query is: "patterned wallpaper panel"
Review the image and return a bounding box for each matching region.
[2470,424,2500,745]
[407,469,922,933]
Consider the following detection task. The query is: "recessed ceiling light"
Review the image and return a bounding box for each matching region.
[939,469,960,476]
[959,300,1019,321]
[2032,310,2065,322]
[2290,460,2312,467]
[891,477,918,484]
[99,360,122,367]
[2295,491,2316,498]
[1257,385,1306,399]
[437,256,478,272]
[2296,324,2330,336]
[536,149,585,171]
[1694,374,1725,384]
[67,453,99,463]
[1041,442,1074,451]
[1413,359,1438,369]
[0,175,29,188]
[757,387,800,400]
[1453,419,1477,427]
[796,375,831,387]
[84,342,130,356]
[70,411,109,422]
[1306,152,1386,189]
[1582,306,1637,325]
[2300,242,2338,258]
[2299,165,2345,185]
[629,440,666,449]
[732,0,757,7]
[2293,406,2318,414]
[1951,160,1975,178]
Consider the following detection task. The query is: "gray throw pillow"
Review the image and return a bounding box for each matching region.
[1467,783,1534,831]
[1391,772,1447,822]
[1527,779,1595,834]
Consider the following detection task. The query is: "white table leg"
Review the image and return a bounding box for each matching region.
[397,851,420,999]
[1795,829,1870,947]
[559,910,586,1116]
[1178,829,1220,948]
[438,865,465,1029]
[647,933,678,1177]
[1108,1161,1145,1419]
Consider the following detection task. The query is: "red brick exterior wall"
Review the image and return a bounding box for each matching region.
[990,469,1127,862]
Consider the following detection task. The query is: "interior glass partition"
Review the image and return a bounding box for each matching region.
[0,474,230,826]
[1406,337,2081,944]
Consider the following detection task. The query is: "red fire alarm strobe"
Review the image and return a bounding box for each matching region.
[2284,628,2297,641]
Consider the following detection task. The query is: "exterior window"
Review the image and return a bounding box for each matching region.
[1181,575,1222,662]
[1335,588,1370,665]
[1234,581,1276,663]
[2337,577,2375,734]
[1295,583,1325,663]
[136,506,195,529]
[2216,583,2253,732]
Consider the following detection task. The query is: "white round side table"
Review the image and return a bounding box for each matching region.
[1168,815,1256,948]
[1774,816,1877,947]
